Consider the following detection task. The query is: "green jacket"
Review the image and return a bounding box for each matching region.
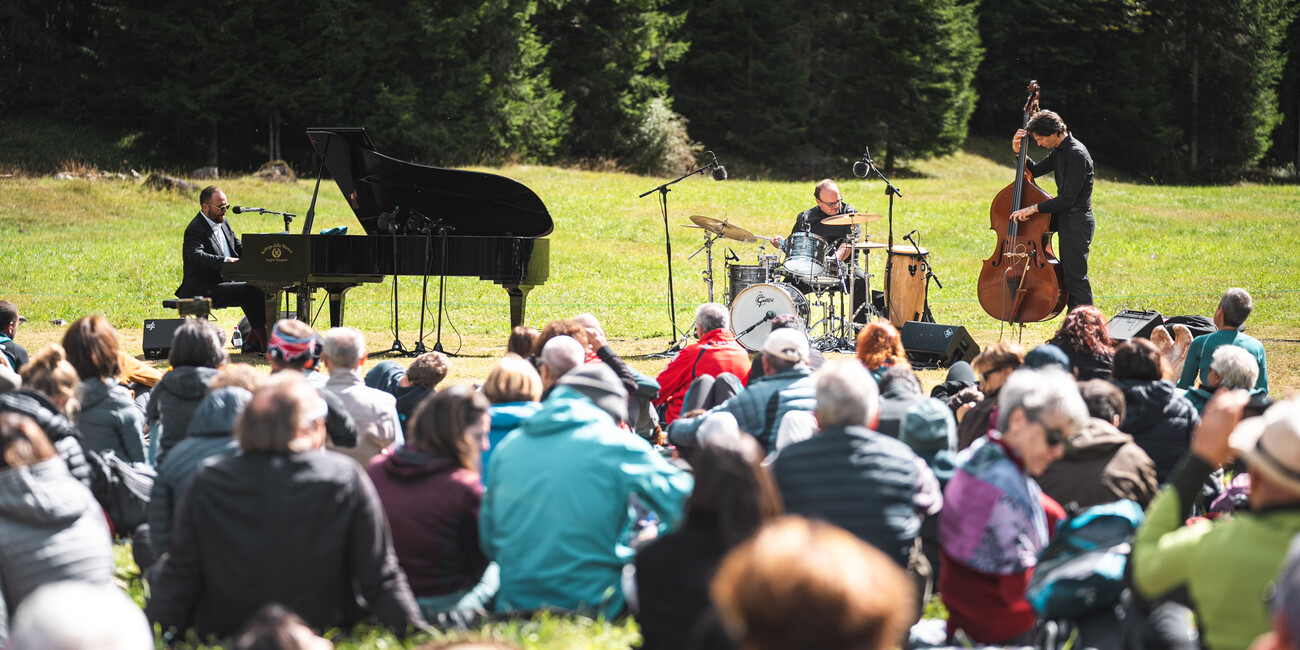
[1133,454,1300,650]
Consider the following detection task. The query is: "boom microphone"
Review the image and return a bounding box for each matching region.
[231,206,262,214]
[851,146,873,178]
[712,164,728,181]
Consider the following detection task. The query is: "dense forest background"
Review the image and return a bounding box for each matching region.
[1,0,1296,182]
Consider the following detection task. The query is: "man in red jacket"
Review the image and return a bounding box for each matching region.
[654,303,751,424]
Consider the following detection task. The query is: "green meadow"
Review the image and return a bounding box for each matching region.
[4,142,1298,646]
[2,144,1297,394]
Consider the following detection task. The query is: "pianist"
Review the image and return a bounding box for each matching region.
[174,186,267,354]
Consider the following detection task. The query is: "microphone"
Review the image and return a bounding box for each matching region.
[851,146,873,178]
[904,230,919,242]
[232,206,262,214]
[712,164,728,181]
[726,248,739,262]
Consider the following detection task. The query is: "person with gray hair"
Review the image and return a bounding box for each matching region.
[147,376,425,640]
[668,328,815,453]
[653,303,751,424]
[1178,287,1268,393]
[322,327,403,465]
[538,335,585,393]
[6,582,152,650]
[1185,344,1264,414]
[939,367,1087,645]
[772,362,939,569]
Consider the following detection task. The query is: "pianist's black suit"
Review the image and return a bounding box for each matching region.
[175,212,265,329]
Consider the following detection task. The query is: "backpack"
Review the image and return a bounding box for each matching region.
[1027,499,1145,620]
[85,448,156,535]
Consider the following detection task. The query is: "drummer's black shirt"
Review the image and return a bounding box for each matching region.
[788,202,858,250]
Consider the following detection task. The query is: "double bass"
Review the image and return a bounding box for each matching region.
[977,80,1068,323]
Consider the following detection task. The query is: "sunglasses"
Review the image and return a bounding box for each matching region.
[1039,420,1069,448]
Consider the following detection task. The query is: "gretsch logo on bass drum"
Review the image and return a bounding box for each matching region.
[260,243,293,263]
[756,293,775,307]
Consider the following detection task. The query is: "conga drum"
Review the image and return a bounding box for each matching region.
[885,245,929,328]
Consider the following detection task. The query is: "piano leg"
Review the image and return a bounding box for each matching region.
[294,285,313,323]
[261,290,280,334]
[503,285,533,328]
[324,284,360,328]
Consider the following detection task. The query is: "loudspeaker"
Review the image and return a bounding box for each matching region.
[900,321,980,368]
[1108,309,1164,342]
[142,318,185,360]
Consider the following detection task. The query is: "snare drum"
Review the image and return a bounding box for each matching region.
[727,264,769,304]
[885,246,930,328]
[729,282,810,351]
[781,232,829,277]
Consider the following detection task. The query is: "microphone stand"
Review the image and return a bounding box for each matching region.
[735,311,777,340]
[861,149,903,325]
[639,153,721,357]
[386,218,407,356]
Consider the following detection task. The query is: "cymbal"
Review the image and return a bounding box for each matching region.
[688,215,758,243]
[822,212,885,226]
[852,241,889,250]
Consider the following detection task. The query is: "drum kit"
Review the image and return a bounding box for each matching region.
[683,213,937,352]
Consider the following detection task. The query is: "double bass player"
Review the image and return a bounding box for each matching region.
[1010,110,1095,310]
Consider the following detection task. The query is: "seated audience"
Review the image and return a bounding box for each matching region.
[1133,394,1300,650]
[0,413,114,644]
[855,319,911,383]
[62,315,147,464]
[368,385,497,619]
[954,341,1024,451]
[480,354,543,486]
[264,320,357,450]
[1113,338,1199,482]
[1023,343,1071,372]
[1185,343,1263,413]
[530,319,593,364]
[772,361,938,569]
[148,318,227,463]
[507,325,538,359]
[233,604,335,650]
[1047,305,1115,380]
[6,581,151,650]
[366,351,450,433]
[940,368,1087,645]
[147,376,424,639]
[535,335,585,397]
[654,303,750,425]
[1178,287,1268,392]
[480,363,692,618]
[634,433,781,650]
[0,346,92,489]
[146,386,251,563]
[322,327,403,465]
[710,515,914,650]
[0,300,30,370]
[876,366,926,438]
[0,359,17,391]
[746,314,825,383]
[929,360,977,407]
[1037,379,1159,510]
[668,328,816,454]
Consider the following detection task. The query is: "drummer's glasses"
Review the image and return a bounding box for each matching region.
[818,195,842,210]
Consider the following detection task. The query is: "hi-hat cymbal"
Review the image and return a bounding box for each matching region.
[822,212,885,226]
[853,241,889,250]
[688,215,758,243]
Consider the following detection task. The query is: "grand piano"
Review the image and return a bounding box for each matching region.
[225,127,551,334]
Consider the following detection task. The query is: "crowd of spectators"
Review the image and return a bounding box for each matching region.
[0,286,1290,650]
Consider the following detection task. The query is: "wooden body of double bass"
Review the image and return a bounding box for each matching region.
[977,175,1067,323]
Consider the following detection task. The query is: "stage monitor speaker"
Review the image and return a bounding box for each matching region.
[1108,309,1164,342]
[142,318,186,360]
[900,321,979,368]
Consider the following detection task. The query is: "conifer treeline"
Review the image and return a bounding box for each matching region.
[1,0,1293,180]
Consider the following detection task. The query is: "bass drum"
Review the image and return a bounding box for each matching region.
[729,282,810,351]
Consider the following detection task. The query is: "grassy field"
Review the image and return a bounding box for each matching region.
[2,142,1297,393]
[5,141,1297,647]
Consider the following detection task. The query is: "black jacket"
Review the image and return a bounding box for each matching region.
[1113,379,1199,483]
[772,425,921,567]
[634,511,730,650]
[147,449,424,639]
[175,212,241,298]
[0,390,92,489]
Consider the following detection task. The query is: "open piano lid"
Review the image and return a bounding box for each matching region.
[305,127,553,238]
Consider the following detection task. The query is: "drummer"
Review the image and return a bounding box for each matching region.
[771,179,870,322]
[771,179,856,262]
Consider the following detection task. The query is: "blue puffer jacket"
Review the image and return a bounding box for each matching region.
[480,387,692,619]
[667,365,817,452]
[1113,379,1199,483]
[76,377,147,465]
[481,401,542,486]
